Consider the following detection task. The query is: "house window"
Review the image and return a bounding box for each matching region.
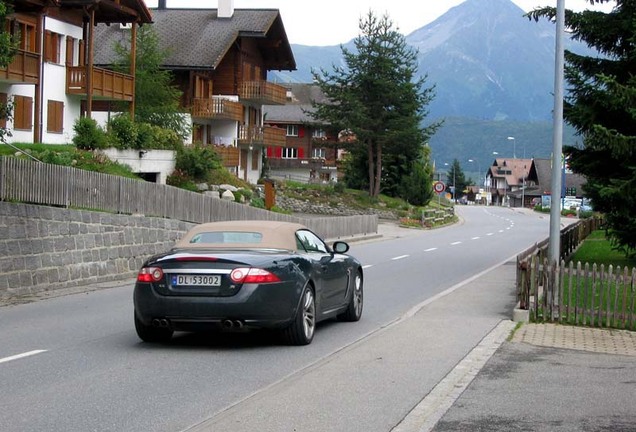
[14,20,37,52]
[13,95,33,130]
[282,147,298,159]
[312,128,326,139]
[286,125,298,137]
[312,148,326,159]
[47,100,64,133]
[45,30,62,64]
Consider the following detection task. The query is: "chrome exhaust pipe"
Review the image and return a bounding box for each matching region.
[152,319,161,327]
[160,319,170,328]
[233,320,244,329]
[222,319,234,329]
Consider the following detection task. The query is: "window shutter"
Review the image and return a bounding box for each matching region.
[298,147,304,158]
[275,147,282,158]
[266,147,273,158]
[298,126,305,138]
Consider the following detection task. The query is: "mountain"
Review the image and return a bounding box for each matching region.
[270,0,594,174]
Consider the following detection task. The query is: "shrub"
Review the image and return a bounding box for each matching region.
[250,197,265,208]
[166,169,198,191]
[175,146,221,182]
[107,114,138,149]
[72,117,107,150]
[333,181,346,193]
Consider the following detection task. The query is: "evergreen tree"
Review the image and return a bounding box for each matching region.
[311,11,439,199]
[446,159,468,202]
[0,1,18,144]
[113,25,190,139]
[530,1,636,256]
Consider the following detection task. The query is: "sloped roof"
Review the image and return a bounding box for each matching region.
[264,84,329,124]
[527,158,587,196]
[60,0,152,23]
[488,158,534,187]
[93,8,295,71]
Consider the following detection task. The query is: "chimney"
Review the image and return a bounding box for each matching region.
[218,0,234,18]
[157,0,167,9]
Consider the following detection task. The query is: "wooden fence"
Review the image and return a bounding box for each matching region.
[517,216,636,330]
[0,157,378,240]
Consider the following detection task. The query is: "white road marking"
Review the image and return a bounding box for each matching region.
[471,237,480,240]
[450,241,462,246]
[499,230,504,233]
[392,255,409,261]
[424,248,437,252]
[487,233,494,236]
[0,350,47,365]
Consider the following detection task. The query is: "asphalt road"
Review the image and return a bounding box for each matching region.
[0,206,557,432]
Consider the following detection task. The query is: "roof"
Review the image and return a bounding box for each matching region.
[533,158,587,196]
[174,220,308,251]
[93,8,295,71]
[264,84,329,124]
[60,0,153,24]
[487,158,534,187]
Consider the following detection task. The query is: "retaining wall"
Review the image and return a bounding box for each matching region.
[0,202,193,299]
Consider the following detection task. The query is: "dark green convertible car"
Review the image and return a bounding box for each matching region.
[134,220,364,345]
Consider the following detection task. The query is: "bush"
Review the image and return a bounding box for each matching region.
[107,114,138,149]
[175,146,221,182]
[333,181,345,193]
[166,169,198,191]
[250,197,265,208]
[72,117,107,150]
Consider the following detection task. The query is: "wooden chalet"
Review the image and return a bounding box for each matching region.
[0,0,152,144]
[93,0,296,184]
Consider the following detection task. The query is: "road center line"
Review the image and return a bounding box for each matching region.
[0,350,47,365]
[471,237,480,240]
[487,233,494,236]
[392,255,409,261]
[450,241,462,246]
[424,248,437,252]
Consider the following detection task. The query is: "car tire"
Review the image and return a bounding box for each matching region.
[134,313,173,343]
[338,269,363,322]
[282,284,316,346]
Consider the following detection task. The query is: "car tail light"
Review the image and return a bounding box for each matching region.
[230,267,281,284]
[137,267,164,283]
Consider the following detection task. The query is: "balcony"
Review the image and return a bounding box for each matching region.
[267,158,336,170]
[0,49,39,84]
[212,145,240,167]
[238,125,286,147]
[192,97,243,121]
[239,80,287,105]
[66,66,134,101]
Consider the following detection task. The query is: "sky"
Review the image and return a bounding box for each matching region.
[144,0,614,46]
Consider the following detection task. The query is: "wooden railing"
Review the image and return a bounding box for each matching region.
[0,156,378,241]
[192,97,243,121]
[238,125,286,147]
[212,145,240,167]
[0,49,39,83]
[239,80,287,105]
[514,216,636,330]
[66,66,134,101]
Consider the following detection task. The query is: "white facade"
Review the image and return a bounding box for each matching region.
[100,149,176,184]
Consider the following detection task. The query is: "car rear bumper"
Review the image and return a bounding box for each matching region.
[134,280,303,330]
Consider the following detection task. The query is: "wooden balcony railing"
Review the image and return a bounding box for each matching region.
[267,158,337,170]
[0,49,39,84]
[212,145,240,167]
[192,97,243,121]
[66,66,134,101]
[239,80,287,105]
[238,125,286,147]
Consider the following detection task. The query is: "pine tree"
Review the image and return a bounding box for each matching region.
[446,159,468,202]
[113,25,190,139]
[529,1,636,256]
[311,11,439,199]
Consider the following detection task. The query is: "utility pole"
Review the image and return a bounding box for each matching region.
[549,0,565,264]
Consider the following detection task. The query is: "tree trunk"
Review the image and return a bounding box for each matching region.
[367,140,375,197]
[374,142,382,197]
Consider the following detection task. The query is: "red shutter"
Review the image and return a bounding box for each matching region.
[275,147,282,158]
[298,126,305,138]
[298,147,304,158]
[267,147,273,158]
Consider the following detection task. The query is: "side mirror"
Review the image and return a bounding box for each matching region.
[332,241,350,254]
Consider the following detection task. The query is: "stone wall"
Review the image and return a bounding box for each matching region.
[276,195,398,220]
[0,202,193,299]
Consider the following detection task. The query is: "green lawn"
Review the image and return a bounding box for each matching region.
[568,230,636,270]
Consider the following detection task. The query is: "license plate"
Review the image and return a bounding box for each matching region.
[172,274,222,286]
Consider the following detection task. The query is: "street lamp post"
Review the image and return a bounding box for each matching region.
[508,136,516,158]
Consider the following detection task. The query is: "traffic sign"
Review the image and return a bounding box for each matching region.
[433,181,445,193]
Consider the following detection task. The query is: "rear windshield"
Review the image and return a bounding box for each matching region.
[189,231,263,244]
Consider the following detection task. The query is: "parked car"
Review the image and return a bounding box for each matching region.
[133,220,364,345]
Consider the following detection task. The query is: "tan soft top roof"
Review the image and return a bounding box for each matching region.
[174,220,308,251]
